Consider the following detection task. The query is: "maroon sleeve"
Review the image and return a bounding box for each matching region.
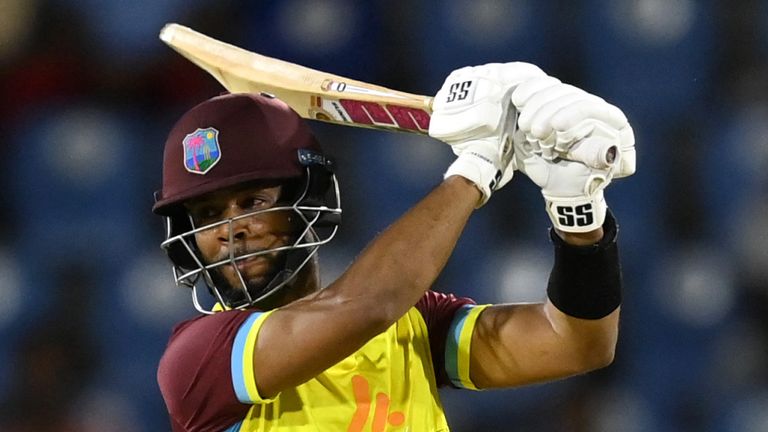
[415,290,476,387]
[157,310,254,432]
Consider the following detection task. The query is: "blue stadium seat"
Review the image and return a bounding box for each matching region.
[623,242,736,431]
[60,0,210,63]
[699,105,765,246]
[579,0,716,126]
[413,0,559,90]
[240,0,382,81]
[9,104,145,311]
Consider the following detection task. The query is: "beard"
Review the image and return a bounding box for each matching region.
[208,248,289,307]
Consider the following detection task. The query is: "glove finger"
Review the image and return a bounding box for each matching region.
[511,76,561,111]
[619,123,635,148]
[614,125,636,178]
[528,90,594,140]
[518,84,583,135]
[539,134,557,161]
[513,130,536,166]
[522,132,542,155]
[551,98,628,132]
[615,148,636,178]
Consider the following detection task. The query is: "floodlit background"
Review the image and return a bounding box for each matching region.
[1,0,767,431]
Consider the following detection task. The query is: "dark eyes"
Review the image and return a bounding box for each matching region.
[191,195,275,225]
[244,196,269,210]
[191,206,220,225]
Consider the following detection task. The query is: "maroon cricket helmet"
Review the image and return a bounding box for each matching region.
[153,92,324,216]
[153,93,341,313]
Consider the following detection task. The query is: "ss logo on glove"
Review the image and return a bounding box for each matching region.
[556,204,594,228]
[446,80,474,103]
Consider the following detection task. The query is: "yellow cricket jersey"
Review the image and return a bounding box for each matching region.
[158,291,488,432]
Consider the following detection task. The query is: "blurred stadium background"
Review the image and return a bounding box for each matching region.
[0,0,766,430]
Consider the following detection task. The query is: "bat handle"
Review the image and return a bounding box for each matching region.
[558,120,621,170]
[563,137,618,170]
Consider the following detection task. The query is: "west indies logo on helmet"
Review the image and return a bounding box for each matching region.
[153,93,341,314]
[182,127,221,174]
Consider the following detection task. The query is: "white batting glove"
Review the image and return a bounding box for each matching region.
[511,79,636,232]
[516,145,612,232]
[429,62,547,206]
[512,77,636,177]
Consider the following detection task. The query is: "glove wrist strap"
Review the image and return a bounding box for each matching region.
[444,146,500,208]
[543,191,607,232]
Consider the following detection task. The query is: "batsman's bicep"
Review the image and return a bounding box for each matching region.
[468,303,577,389]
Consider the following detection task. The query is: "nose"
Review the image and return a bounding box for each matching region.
[216,204,264,243]
[218,222,248,243]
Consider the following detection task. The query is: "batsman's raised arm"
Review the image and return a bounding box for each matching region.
[433,68,635,389]
[467,220,622,389]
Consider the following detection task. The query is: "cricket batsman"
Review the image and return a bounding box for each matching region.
[153,62,635,431]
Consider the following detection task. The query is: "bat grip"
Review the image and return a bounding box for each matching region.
[564,137,618,170]
[559,120,621,170]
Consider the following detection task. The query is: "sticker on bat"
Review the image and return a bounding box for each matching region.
[339,100,430,132]
[314,97,430,132]
[321,79,410,100]
[327,100,353,122]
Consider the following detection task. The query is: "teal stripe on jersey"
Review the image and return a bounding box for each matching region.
[231,312,262,403]
[224,420,242,431]
[445,304,472,388]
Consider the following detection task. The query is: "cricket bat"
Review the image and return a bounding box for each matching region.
[159,23,617,169]
[159,23,432,135]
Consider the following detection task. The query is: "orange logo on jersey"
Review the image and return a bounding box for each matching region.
[347,375,405,432]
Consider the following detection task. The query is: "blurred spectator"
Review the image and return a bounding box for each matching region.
[0,264,98,432]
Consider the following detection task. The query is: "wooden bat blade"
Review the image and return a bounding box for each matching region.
[159,23,433,134]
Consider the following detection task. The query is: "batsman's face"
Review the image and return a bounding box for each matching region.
[186,182,296,292]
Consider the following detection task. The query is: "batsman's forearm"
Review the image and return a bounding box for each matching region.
[545,303,620,370]
[332,175,479,325]
[543,213,622,371]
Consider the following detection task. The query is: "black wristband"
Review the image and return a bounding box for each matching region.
[546,210,622,319]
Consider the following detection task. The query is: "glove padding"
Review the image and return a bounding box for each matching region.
[511,79,636,232]
[515,140,612,232]
[512,76,636,177]
[429,62,547,206]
